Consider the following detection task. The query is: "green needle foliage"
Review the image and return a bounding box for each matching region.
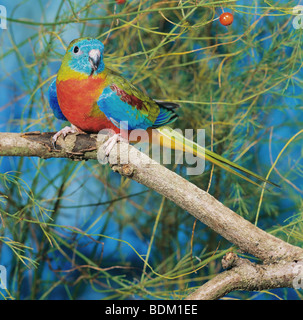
[0,0,302,300]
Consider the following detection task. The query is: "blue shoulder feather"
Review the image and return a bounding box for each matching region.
[48,78,67,121]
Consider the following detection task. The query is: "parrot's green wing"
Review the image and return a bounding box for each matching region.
[97,68,178,130]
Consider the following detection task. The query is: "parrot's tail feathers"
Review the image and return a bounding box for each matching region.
[156,126,280,189]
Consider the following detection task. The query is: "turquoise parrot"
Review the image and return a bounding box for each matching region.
[48,37,278,188]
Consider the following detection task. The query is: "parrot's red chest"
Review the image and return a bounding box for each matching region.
[56,76,119,133]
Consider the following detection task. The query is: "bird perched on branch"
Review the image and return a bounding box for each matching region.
[48,37,278,188]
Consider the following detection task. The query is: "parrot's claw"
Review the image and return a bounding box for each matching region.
[52,125,79,149]
[103,133,127,156]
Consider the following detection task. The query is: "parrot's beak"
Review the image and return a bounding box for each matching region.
[88,49,101,74]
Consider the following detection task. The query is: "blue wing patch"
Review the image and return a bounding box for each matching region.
[97,86,154,130]
[48,78,67,121]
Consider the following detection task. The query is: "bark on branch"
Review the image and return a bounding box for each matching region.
[1,131,303,299]
[186,253,302,300]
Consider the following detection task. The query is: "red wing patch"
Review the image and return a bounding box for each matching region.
[110,84,148,111]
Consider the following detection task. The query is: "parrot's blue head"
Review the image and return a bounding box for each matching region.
[65,38,105,76]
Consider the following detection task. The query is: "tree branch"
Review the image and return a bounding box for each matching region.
[1,131,303,298]
[186,253,302,300]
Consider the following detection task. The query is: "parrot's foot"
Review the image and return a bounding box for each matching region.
[52,124,84,149]
[103,133,127,156]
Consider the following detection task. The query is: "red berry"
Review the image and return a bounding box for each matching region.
[219,12,233,26]
[116,0,126,4]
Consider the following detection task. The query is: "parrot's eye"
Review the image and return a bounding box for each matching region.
[73,46,80,54]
